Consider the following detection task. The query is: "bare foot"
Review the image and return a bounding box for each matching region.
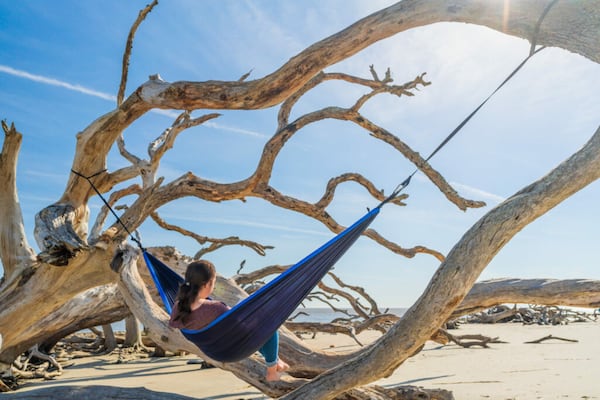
[276,359,289,372]
[265,365,281,382]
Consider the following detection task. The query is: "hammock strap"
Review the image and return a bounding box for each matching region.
[422,45,545,166]
[71,169,144,250]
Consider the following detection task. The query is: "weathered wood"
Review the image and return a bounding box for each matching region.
[0,121,36,289]
[101,325,116,353]
[452,278,600,319]
[0,281,127,369]
[136,0,600,112]
[470,305,521,324]
[438,329,505,349]
[286,322,363,346]
[19,344,62,373]
[525,334,578,344]
[117,0,158,107]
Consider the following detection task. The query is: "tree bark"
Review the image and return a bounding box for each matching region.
[124,316,141,348]
[0,122,37,289]
[101,325,117,353]
[1,283,129,367]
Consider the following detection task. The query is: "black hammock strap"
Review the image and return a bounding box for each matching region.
[378,44,546,207]
[71,169,144,250]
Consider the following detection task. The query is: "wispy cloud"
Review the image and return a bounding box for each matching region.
[450,181,505,204]
[152,109,181,118]
[163,213,329,237]
[205,121,269,139]
[0,64,117,102]
[412,173,505,204]
[19,193,61,204]
[23,169,65,179]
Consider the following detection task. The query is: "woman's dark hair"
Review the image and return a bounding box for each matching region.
[173,260,216,323]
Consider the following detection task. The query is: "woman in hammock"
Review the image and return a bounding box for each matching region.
[169,260,289,381]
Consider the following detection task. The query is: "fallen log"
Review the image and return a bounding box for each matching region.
[437,329,505,348]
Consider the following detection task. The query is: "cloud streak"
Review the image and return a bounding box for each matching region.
[162,213,330,237]
[205,121,269,139]
[450,181,505,204]
[412,174,505,204]
[0,64,117,101]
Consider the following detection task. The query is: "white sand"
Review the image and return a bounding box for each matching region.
[12,322,600,399]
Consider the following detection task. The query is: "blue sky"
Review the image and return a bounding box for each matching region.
[1,1,599,308]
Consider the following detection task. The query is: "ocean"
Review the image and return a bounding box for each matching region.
[111,307,407,331]
[287,307,407,323]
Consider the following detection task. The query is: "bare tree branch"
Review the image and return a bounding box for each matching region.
[329,272,382,315]
[117,0,158,106]
[149,211,274,257]
[0,121,36,286]
[89,185,142,243]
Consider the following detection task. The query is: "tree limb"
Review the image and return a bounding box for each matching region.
[117,0,158,106]
[0,121,36,287]
[136,0,600,112]
[149,211,273,258]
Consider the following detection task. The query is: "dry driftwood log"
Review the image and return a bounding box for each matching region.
[525,335,578,344]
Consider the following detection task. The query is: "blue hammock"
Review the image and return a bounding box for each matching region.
[144,206,380,363]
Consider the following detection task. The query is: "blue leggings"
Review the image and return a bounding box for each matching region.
[258,331,279,367]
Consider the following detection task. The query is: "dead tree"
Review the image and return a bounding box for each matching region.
[1,1,600,399]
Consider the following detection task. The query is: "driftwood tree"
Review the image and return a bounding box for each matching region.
[1,0,599,399]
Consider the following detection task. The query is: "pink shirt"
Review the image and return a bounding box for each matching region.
[169,300,230,330]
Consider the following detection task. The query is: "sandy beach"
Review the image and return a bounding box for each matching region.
[7,322,600,399]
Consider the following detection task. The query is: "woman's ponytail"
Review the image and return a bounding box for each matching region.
[173,260,216,323]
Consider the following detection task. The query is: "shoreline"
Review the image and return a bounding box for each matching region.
[7,322,600,399]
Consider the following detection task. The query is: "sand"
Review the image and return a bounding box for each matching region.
[8,322,600,399]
